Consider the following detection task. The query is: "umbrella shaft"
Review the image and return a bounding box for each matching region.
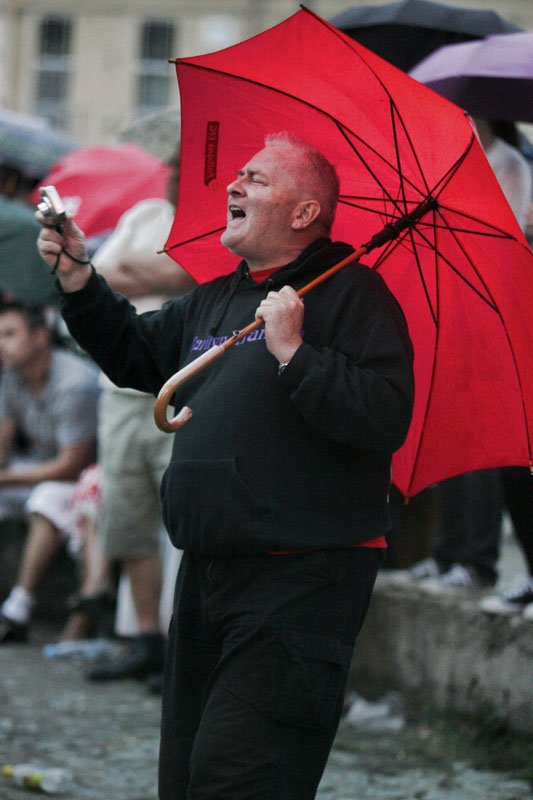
[364,197,438,252]
[223,199,438,346]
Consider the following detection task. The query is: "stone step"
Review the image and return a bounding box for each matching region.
[351,539,532,735]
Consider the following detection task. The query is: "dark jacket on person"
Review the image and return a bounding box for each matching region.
[61,237,414,555]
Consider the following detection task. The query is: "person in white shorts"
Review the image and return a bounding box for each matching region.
[85,152,196,685]
[0,298,99,643]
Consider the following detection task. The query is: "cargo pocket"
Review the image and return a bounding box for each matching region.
[226,626,354,731]
[272,627,353,729]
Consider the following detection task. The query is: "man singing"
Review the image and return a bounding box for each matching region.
[37,132,414,800]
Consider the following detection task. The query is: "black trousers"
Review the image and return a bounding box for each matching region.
[158,548,379,800]
[434,469,503,582]
[502,466,533,575]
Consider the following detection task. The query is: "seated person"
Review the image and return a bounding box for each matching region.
[0,297,99,642]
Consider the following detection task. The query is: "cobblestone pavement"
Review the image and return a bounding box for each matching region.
[1,627,532,800]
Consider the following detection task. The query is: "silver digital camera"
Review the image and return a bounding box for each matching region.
[37,185,66,229]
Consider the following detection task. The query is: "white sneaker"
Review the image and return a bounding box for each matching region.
[439,564,491,590]
[480,577,533,616]
[408,557,443,580]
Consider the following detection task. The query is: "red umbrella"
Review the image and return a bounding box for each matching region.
[32,143,170,237]
[159,8,533,499]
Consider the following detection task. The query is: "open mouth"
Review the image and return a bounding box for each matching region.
[229,205,246,220]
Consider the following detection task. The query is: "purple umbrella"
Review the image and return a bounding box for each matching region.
[409,32,533,123]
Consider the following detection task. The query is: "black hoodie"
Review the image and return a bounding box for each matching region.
[61,238,414,555]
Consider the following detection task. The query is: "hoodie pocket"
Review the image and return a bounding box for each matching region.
[161,458,272,553]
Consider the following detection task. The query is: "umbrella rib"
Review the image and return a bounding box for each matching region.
[161,225,227,254]
[305,6,447,202]
[433,201,524,241]
[338,198,400,218]
[400,205,442,499]
[414,221,517,241]
[391,102,431,199]
[335,123,400,213]
[389,100,431,212]
[335,121,425,211]
[408,224,499,311]
[427,210,504,309]
[370,225,439,326]
[391,103,408,216]
[428,135,476,200]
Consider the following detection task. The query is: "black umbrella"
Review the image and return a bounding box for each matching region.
[329,0,522,72]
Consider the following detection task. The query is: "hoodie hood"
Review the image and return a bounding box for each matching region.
[209,238,355,335]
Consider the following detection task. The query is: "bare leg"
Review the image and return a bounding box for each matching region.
[78,516,112,596]
[17,512,61,595]
[59,517,113,642]
[126,553,162,634]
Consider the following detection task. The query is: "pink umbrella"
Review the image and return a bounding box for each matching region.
[31,143,170,237]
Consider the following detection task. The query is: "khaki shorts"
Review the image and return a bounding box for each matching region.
[98,389,173,561]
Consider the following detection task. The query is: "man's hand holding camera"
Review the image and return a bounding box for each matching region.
[36,187,92,293]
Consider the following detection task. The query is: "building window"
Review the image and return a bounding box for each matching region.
[137,20,175,117]
[36,16,72,128]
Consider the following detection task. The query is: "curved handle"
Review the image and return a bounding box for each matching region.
[154,344,226,432]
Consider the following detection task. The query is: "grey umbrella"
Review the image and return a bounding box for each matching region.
[0,108,77,181]
[117,106,180,163]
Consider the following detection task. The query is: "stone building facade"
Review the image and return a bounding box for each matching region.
[0,0,532,146]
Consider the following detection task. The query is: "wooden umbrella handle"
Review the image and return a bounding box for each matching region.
[154,344,226,432]
[153,316,264,432]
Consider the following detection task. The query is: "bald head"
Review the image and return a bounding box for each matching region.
[264,132,339,235]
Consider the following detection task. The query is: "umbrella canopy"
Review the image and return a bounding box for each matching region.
[329,0,522,72]
[31,143,170,238]
[0,108,77,180]
[409,32,533,123]
[117,106,181,163]
[0,197,60,306]
[163,7,533,498]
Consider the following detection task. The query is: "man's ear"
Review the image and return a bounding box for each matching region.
[291,200,321,231]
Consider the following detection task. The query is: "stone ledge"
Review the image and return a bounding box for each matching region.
[351,572,533,735]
